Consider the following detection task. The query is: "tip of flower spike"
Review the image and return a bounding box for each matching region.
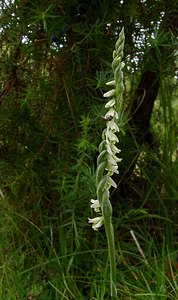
[115,28,125,50]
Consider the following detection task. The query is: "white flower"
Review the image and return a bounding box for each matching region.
[105,99,115,108]
[104,108,115,118]
[107,120,119,132]
[106,142,113,155]
[90,199,100,212]
[88,216,103,231]
[103,89,116,98]
[110,143,121,154]
[106,80,116,86]
[106,130,119,142]
[108,153,120,164]
[106,164,119,176]
[106,176,117,189]
[106,140,119,153]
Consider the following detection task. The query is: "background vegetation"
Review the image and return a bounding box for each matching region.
[0,0,177,299]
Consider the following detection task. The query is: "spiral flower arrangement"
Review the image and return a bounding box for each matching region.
[89,28,125,229]
[88,28,125,299]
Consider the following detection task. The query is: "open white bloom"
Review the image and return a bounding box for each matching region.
[90,199,100,212]
[88,216,103,231]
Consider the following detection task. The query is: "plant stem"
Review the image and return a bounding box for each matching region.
[104,218,117,299]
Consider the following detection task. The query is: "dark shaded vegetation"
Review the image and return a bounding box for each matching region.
[0,0,177,299]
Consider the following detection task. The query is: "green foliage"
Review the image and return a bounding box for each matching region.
[0,0,177,299]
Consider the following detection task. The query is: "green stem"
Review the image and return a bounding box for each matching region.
[102,189,117,299]
[104,215,117,299]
